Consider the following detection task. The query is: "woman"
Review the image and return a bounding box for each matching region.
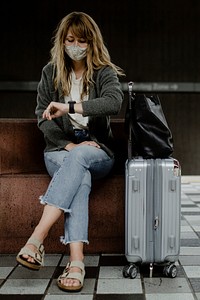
[16,11,124,292]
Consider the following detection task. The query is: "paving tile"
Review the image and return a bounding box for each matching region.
[0,296,43,300]
[183,266,200,278]
[84,255,100,267]
[180,247,200,255]
[181,239,200,247]
[9,266,56,279]
[0,255,18,267]
[184,216,200,225]
[0,279,50,294]
[44,295,93,300]
[181,231,199,239]
[99,266,139,279]
[47,278,95,295]
[144,278,191,294]
[182,212,200,215]
[99,254,127,266]
[0,267,13,279]
[97,278,142,294]
[96,295,145,300]
[179,255,200,266]
[189,278,200,292]
[60,255,99,267]
[146,294,195,300]
[44,254,62,266]
[181,207,200,212]
[192,226,200,231]
[196,293,200,300]
[190,196,200,202]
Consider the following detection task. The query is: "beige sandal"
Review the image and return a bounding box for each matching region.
[57,260,85,292]
[16,237,45,270]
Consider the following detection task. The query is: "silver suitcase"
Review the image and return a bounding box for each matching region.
[123,82,181,278]
[123,157,181,278]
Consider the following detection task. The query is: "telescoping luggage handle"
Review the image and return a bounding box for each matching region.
[128,81,134,161]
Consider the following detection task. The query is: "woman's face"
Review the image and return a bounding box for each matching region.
[64,29,88,48]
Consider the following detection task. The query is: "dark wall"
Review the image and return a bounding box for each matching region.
[1,0,200,174]
[1,0,200,81]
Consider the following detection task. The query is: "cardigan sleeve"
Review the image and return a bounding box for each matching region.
[82,66,124,116]
[35,64,72,149]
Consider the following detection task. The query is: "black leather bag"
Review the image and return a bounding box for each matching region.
[125,84,174,159]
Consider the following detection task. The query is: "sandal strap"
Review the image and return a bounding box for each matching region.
[18,237,45,266]
[66,260,85,271]
[58,260,85,285]
[27,237,44,254]
[59,271,84,285]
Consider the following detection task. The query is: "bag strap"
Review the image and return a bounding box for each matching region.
[128,81,133,161]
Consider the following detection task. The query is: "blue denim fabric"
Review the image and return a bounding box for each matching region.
[41,145,114,245]
[74,129,90,143]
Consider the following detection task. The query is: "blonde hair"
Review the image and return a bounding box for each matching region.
[50,11,125,97]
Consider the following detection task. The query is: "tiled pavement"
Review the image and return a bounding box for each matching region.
[0,176,200,300]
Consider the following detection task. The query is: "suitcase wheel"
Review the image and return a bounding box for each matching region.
[123,264,138,279]
[163,264,177,278]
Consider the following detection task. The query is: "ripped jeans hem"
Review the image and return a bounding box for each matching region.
[60,236,89,245]
[39,195,72,214]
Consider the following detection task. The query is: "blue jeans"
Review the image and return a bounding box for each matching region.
[40,145,114,245]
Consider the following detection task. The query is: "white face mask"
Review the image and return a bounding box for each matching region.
[65,45,87,61]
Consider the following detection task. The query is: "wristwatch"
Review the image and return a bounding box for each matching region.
[68,101,76,114]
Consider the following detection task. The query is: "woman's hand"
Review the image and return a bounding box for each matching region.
[43,102,68,120]
[65,141,100,151]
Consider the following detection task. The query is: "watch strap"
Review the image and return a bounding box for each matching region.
[68,101,76,114]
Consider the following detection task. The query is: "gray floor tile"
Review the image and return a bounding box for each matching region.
[96,295,145,300]
[181,239,200,247]
[189,278,200,292]
[183,266,200,278]
[181,232,199,239]
[181,207,200,212]
[9,266,56,279]
[181,225,194,232]
[84,255,100,267]
[180,247,200,255]
[146,294,195,300]
[0,255,18,267]
[97,278,142,294]
[60,255,99,267]
[99,266,140,279]
[0,279,50,294]
[196,293,200,300]
[184,216,200,225]
[0,267,13,279]
[179,255,200,266]
[193,226,200,231]
[44,295,93,300]
[144,278,191,294]
[44,254,62,266]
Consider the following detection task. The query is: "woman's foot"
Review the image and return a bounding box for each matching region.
[57,261,85,292]
[16,237,45,270]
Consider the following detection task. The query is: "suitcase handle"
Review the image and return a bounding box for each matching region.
[128,81,134,161]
